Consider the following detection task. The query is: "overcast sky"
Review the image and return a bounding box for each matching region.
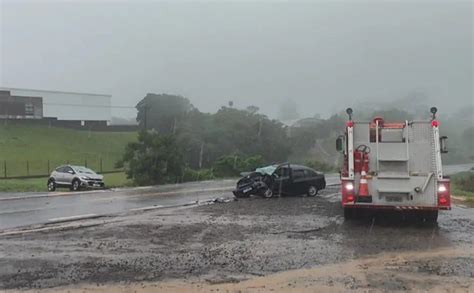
[0,0,472,119]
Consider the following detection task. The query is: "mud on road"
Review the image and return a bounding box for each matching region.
[0,186,473,291]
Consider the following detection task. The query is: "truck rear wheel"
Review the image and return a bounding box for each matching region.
[344,208,353,220]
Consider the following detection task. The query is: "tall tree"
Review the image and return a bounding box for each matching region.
[136,93,194,134]
[119,131,184,185]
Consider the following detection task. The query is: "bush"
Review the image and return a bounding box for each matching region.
[303,160,336,173]
[452,172,474,193]
[118,131,184,185]
[212,155,265,177]
[182,168,215,182]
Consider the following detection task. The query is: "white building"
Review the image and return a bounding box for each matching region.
[0,87,112,123]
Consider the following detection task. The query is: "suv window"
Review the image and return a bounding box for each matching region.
[303,169,313,178]
[64,167,74,174]
[293,169,305,179]
[56,166,66,172]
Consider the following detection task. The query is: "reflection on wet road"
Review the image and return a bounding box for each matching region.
[0,179,240,230]
[0,164,467,231]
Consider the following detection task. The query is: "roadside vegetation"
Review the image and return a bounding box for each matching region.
[1,94,471,191]
[118,94,340,186]
[451,171,474,203]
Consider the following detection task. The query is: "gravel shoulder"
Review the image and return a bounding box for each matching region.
[1,186,473,291]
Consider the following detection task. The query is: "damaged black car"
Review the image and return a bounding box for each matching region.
[233,163,326,198]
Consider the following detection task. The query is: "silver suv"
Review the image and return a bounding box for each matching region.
[47,165,105,191]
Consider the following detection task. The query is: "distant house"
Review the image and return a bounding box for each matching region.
[0,87,111,125]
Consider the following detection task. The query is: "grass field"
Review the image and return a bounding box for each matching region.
[451,171,474,204]
[0,124,137,177]
[0,172,134,192]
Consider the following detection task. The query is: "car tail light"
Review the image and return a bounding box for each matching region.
[341,180,354,204]
[438,180,451,208]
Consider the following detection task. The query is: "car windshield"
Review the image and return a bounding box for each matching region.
[255,165,277,176]
[73,166,96,174]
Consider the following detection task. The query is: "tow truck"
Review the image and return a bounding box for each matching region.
[336,107,450,222]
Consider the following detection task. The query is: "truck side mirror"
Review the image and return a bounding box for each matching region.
[440,136,448,153]
[336,136,344,153]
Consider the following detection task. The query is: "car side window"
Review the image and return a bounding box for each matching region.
[56,166,65,173]
[304,169,312,178]
[275,167,290,178]
[293,170,305,180]
[64,167,73,174]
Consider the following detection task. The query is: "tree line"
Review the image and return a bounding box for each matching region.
[118,93,300,185]
[118,93,473,185]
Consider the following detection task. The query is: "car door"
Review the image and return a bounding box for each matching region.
[290,169,307,195]
[272,166,292,195]
[62,166,75,185]
[54,167,66,184]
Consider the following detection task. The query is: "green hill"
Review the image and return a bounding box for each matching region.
[0,124,137,177]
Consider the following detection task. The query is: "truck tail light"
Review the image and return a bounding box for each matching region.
[345,182,354,191]
[437,180,451,208]
[341,180,354,204]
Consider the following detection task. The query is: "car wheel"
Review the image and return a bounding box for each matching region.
[47,179,56,192]
[307,185,318,197]
[263,188,273,198]
[71,179,81,191]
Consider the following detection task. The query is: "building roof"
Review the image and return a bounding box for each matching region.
[0,87,111,97]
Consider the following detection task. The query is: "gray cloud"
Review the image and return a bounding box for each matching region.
[1,0,472,118]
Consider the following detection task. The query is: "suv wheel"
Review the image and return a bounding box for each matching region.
[71,179,81,191]
[47,179,56,192]
[308,185,318,197]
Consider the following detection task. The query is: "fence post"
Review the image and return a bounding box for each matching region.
[100,157,103,173]
[26,160,29,176]
[3,160,6,178]
[47,160,50,174]
[85,159,87,168]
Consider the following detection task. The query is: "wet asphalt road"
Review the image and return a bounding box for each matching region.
[0,163,471,231]
[0,185,472,291]
[0,175,340,230]
[0,179,236,231]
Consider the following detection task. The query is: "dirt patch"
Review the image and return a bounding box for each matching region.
[12,248,473,292]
